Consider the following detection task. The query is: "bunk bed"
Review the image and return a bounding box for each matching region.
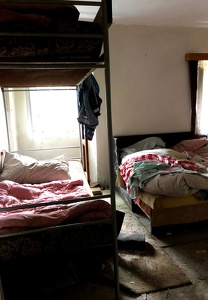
[0,1,121,299]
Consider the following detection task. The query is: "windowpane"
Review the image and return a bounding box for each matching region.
[29,88,78,139]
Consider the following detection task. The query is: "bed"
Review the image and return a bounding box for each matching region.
[114,131,208,235]
[0,151,122,299]
[0,149,124,296]
[0,0,117,259]
[0,150,116,260]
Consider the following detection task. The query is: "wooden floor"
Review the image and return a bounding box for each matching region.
[1,191,208,300]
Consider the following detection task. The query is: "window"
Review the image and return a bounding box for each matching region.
[185,53,208,136]
[2,86,81,160]
[196,61,208,135]
[28,87,78,139]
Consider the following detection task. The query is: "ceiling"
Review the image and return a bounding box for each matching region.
[112,0,208,27]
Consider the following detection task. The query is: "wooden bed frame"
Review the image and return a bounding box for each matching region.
[114,131,208,235]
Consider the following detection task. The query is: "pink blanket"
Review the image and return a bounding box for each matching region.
[0,180,111,234]
[173,139,208,166]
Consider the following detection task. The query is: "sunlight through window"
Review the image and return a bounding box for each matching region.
[29,87,78,139]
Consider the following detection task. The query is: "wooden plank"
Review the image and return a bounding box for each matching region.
[91,187,102,195]
[185,53,208,61]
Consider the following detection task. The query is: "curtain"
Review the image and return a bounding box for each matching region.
[0,89,9,150]
[188,61,198,134]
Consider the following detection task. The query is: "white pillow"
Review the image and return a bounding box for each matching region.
[122,148,187,164]
[120,137,165,159]
[0,151,70,184]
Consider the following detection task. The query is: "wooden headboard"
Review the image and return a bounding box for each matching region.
[114,131,205,164]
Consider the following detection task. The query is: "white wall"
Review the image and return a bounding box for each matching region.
[0,92,8,150]
[96,24,208,186]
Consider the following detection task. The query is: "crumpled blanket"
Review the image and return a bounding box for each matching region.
[173,138,208,166]
[120,152,208,198]
[0,179,111,234]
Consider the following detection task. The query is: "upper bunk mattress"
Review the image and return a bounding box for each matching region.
[0,3,103,61]
[0,2,105,87]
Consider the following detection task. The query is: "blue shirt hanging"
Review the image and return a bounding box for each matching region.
[77,74,102,140]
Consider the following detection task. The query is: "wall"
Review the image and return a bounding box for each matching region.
[0,93,8,150]
[95,24,208,186]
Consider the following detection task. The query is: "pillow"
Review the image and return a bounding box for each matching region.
[0,152,70,184]
[195,144,208,154]
[120,137,165,159]
[121,148,187,164]
[173,139,208,153]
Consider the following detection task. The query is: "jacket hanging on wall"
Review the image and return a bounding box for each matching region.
[77,74,102,140]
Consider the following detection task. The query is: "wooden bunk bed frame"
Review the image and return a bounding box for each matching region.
[0,1,121,299]
[80,124,90,183]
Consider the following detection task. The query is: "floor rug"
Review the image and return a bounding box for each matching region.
[96,242,191,295]
[95,198,192,295]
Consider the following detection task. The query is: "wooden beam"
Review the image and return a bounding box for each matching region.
[185,53,208,61]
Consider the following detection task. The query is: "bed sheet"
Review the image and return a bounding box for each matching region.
[0,178,111,235]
